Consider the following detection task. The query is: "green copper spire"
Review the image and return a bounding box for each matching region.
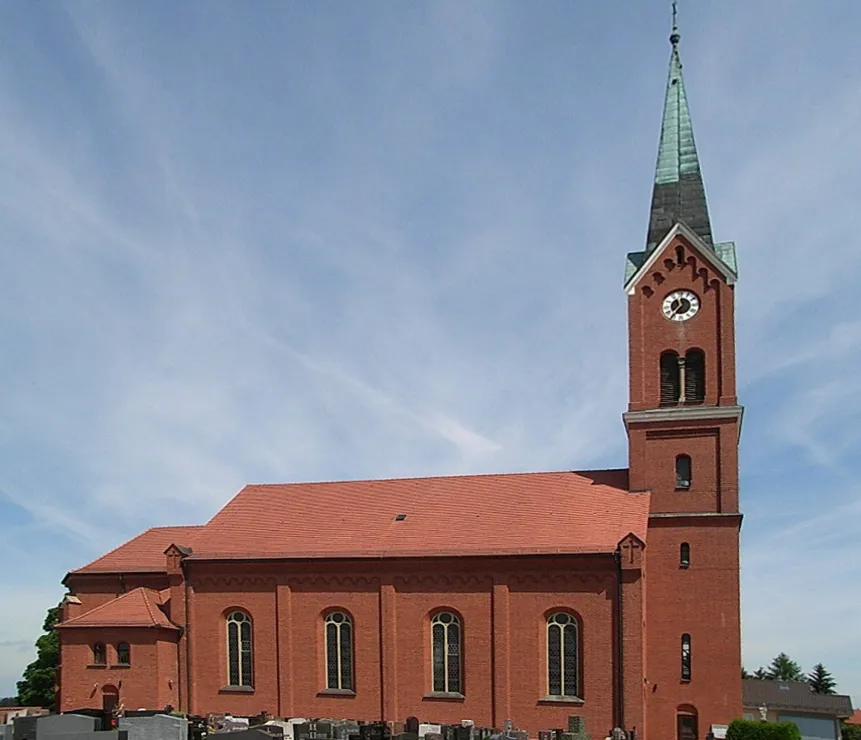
[647,2,713,251]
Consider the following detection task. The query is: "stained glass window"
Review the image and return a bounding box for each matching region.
[226,611,253,687]
[547,613,579,697]
[681,633,692,680]
[431,612,461,693]
[324,611,354,690]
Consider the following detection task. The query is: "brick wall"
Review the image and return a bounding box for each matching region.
[59,627,177,712]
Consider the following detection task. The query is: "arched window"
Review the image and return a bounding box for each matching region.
[431,611,461,694]
[684,350,705,404]
[681,633,692,680]
[547,612,579,698]
[660,351,681,406]
[116,642,130,665]
[226,611,253,688]
[675,246,685,265]
[680,543,691,569]
[92,643,106,665]
[675,454,692,489]
[325,611,354,691]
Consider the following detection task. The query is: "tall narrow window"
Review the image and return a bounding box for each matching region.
[684,350,705,404]
[660,351,681,406]
[681,633,692,680]
[547,612,580,698]
[116,642,130,666]
[92,643,106,665]
[680,543,691,569]
[431,611,461,694]
[675,454,692,489]
[325,611,354,691]
[675,246,685,265]
[226,611,253,687]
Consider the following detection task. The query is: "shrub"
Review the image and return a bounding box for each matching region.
[727,720,802,740]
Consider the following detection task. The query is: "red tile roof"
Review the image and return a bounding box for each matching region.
[57,587,177,630]
[847,710,861,725]
[67,470,648,575]
[71,526,202,574]
[191,469,646,560]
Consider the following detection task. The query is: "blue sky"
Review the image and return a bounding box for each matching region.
[1,0,859,705]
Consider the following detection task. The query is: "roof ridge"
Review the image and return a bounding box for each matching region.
[242,468,630,488]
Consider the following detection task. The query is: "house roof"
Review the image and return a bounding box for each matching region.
[188,469,646,560]
[742,680,854,718]
[847,709,861,725]
[57,587,178,630]
[70,525,203,575]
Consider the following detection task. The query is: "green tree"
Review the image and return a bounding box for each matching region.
[15,605,61,710]
[807,663,837,694]
[0,697,19,706]
[766,652,805,681]
[841,723,861,740]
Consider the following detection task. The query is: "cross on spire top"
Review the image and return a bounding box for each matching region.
[670,1,681,46]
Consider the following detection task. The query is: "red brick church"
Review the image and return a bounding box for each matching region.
[57,17,743,740]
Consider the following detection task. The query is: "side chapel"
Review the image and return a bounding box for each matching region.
[57,15,743,740]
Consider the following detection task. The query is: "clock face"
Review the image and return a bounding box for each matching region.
[662,290,700,322]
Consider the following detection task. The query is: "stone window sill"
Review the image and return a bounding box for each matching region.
[423,692,465,702]
[317,688,356,697]
[109,664,131,669]
[87,664,108,669]
[219,685,255,694]
[539,695,584,705]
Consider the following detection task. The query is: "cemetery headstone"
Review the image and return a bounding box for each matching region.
[119,713,187,740]
[38,715,98,738]
[13,716,39,740]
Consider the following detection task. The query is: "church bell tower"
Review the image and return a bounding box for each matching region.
[623,7,743,739]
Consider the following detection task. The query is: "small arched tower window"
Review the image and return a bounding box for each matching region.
[680,543,691,569]
[675,454,692,490]
[226,611,253,688]
[92,643,106,665]
[675,245,685,265]
[325,611,354,691]
[431,611,461,694]
[547,612,580,698]
[116,642,130,665]
[684,350,705,404]
[660,351,681,406]
[681,633,692,680]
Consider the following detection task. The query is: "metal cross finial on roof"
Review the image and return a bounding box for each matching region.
[670,1,681,46]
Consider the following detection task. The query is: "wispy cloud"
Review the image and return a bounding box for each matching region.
[0,0,859,703]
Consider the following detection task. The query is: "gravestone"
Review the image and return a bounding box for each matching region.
[119,714,187,740]
[218,731,275,740]
[567,719,585,735]
[13,716,39,740]
[418,727,440,740]
[38,715,98,739]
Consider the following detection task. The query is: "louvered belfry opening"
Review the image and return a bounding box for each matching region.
[684,349,705,404]
[660,351,681,405]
